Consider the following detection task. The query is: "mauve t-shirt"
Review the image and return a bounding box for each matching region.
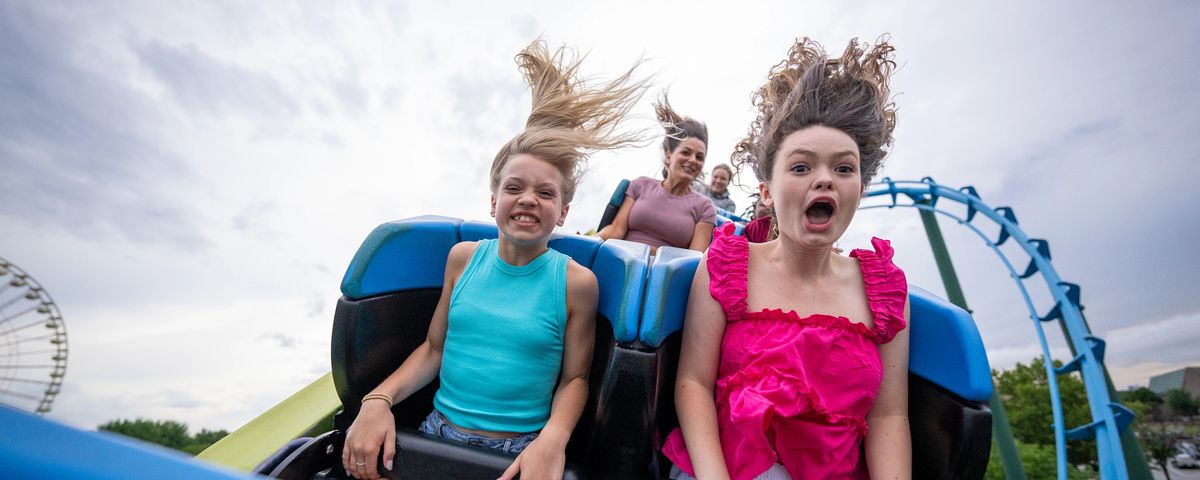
[625,176,717,249]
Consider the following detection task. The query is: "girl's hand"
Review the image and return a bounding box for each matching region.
[497,436,566,480]
[342,400,397,479]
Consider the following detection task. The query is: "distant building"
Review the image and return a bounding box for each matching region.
[1149,366,1200,398]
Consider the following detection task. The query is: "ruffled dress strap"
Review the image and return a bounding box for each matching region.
[848,237,908,343]
[706,222,749,323]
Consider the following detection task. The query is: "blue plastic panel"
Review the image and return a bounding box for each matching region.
[0,406,249,479]
[638,246,702,348]
[715,208,748,224]
[460,220,601,268]
[608,179,630,207]
[548,234,602,269]
[593,239,650,343]
[908,285,993,402]
[341,216,461,299]
[457,220,497,243]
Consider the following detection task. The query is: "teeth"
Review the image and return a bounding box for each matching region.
[513,215,538,223]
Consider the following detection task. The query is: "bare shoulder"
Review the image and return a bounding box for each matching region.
[565,259,599,298]
[833,250,864,279]
[744,239,772,277]
[446,241,479,274]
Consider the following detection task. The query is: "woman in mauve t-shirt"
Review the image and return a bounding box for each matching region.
[598,94,716,252]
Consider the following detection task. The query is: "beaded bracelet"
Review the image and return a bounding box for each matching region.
[361,392,394,406]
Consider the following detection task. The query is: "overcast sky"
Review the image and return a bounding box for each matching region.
[2,0,1198,433]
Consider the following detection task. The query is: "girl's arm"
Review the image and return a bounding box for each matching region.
[342,241,475,480]
[500,261,598,480]
[675,255,731,480]
[688,221,715,252]
[597,197,633,241]
[865,298,912,480]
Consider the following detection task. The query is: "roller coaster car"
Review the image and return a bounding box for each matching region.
[261,216,993,479]
[259,216,654,479]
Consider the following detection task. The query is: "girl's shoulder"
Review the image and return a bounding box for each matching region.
[565,259,598,289]
[449,240,482,261]
[564,259,599,305]
[847,237,904,283]
[689,191,717,221]
[628,176,659,195]
[705,224,750,319]
[848,237,908,342]
[709,223,749,261]
[447,240,483,275]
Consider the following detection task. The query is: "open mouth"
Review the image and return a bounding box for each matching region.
[805,201,835,226]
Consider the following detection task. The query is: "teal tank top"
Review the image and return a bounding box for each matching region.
[433,239,569,433]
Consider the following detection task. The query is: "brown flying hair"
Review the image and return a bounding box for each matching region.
[490,40,650,204]
[654,92,708,178]
[732,36,897,186]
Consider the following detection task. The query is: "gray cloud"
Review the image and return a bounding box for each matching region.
[334,77,369,117]
[0,2,208,249]
[305,291,325,319]
[259,332,299,349]
[134,41,299,119]
[865,1,1200,373]
[163,391,204,409]
[1103,310,1200,367]
[447,71,527,143]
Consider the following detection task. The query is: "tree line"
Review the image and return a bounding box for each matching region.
[98,418,229,456]
[986,357,1199,480]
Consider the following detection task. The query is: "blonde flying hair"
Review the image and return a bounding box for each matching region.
[732,37,898,186]
[490,40,650,204]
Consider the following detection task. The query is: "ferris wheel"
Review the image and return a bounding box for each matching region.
[0,257,68,414]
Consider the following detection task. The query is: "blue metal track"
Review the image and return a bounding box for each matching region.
[861,177,1132,480]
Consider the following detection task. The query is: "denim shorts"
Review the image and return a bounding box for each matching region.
[417,410,539,454]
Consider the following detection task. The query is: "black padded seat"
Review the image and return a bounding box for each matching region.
[267,216,650,479]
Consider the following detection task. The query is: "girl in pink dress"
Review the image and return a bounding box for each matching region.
[663,37,911,480]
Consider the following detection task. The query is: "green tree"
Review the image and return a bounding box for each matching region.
[992,357,1096,467]
[98,419,228,456]
[1120,386,1163,405]
[1165,389,1199,418]
[99,418,191,450]
[1119,387,1164,422]
[1138,425,1180,480]
[182,428,230,455]
[984,440,1092,480]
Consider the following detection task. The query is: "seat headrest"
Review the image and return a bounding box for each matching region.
[339,216,649,342]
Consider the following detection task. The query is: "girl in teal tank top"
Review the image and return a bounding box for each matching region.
[340,39,649,480]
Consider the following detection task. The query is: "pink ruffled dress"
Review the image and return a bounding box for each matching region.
[662,223,908,480]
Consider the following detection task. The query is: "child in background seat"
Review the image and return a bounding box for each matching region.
[341,39,648,480]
